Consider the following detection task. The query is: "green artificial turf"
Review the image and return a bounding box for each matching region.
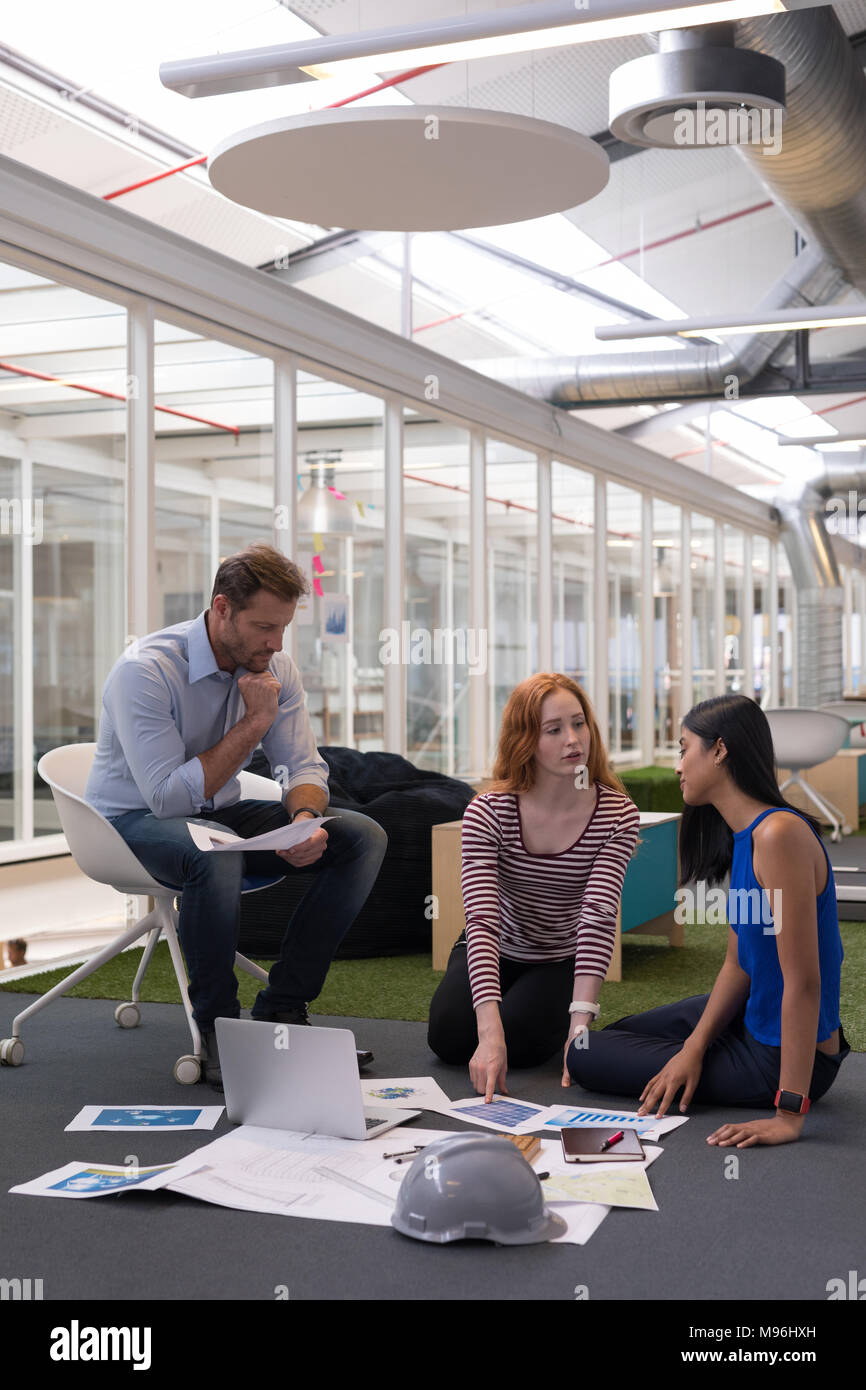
[3,921,863,1049]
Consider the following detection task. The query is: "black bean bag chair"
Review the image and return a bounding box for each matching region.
[237,746,476,959]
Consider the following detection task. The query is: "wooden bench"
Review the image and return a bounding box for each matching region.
[431,810,682,979]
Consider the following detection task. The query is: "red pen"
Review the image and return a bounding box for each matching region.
[600,1130,624,1152]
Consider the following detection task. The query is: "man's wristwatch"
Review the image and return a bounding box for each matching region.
[774,1089,811,1115]
[290,807,322,823]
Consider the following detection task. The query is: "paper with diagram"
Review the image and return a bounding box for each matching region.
[9,1123,663,1245]
[361,1077,453,1112]
[65,1105,224,1132]
[540,1104,688,1141]
[445,1095,555,1132]
[542,1166,659,1211]
[10,1161,182,1198]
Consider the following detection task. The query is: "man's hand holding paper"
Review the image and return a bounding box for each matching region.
[186,816,334,857]
[277,816,328,868]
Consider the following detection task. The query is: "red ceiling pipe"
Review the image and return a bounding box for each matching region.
[0,359,240,434]
[413,200,776,335]
[102,63,446,202]
[591,199,774,270]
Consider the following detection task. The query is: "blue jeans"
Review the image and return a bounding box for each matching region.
[109,800,387,1029]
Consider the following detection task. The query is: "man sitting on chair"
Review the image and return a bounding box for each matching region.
[85,543,387,1088]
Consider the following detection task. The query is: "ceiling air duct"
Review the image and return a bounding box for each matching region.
[608,22,785,150]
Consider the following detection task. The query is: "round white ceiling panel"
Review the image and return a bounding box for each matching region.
[207,106,610,231]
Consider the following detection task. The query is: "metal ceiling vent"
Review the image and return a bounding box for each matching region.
[608,23,785,151]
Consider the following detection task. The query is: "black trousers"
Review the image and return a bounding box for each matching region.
[567,993,851,1109]
[427,938,574,1069]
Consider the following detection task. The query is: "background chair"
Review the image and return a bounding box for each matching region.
[0,743,284,1082]
[820,700,866,746]
[765,708,853,842]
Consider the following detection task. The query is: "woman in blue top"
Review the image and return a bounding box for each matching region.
[566,694,850,1147]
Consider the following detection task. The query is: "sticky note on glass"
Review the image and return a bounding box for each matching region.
[356,501,365,517]
[327,485,346,500]
[313,532,324,553]
[313,577,324,598]
[312,555,325,574]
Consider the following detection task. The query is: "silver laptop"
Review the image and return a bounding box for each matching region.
[215,1018,419,1140]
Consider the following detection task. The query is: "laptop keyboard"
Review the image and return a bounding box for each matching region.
[365,1116,385,1130]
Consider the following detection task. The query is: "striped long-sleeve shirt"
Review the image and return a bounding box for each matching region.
[461,785,641,1008]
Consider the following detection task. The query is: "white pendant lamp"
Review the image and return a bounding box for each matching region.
[297,462,356,535]
[207,106,610,231]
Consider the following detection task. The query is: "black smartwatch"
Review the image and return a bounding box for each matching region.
[774,1089,811,1115]
[290,807,322,823]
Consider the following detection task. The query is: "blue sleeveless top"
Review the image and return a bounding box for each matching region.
[728,808,843,1047]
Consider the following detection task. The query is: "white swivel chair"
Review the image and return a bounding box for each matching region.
[765,708,852,842]
[0,743,284,1082]
[820,700,866,745]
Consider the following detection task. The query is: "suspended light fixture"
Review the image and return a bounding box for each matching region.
[595,303,866,341]
[777,434,866,449]
[206,107,610,231]
[159,1,811,97]
[297,458,356,535]
[608,23,785,149]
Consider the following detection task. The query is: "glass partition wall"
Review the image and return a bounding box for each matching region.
[753,534,772,706]
[403,411,471,775]
[153,320,274,629]
[0,244,822,864]
[653,499,682,757]
[552,460,594,694]
[296,373,385,752]
[0,269,126,853]
[607,482,642,759]
[852,570,865,693]
[690,511,717,708]
[777,543,796,705]
[487,440,539,752]
[723,525,745,695]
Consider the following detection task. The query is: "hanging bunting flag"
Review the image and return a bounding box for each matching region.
[313,532,324,552]
[327,485,347,500]
[356,500,365,517]
[312,555,325,574]
[313,576,324,598]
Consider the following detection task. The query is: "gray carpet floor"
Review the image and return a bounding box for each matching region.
[1,990,862,1303]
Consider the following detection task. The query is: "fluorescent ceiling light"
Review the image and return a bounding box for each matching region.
[595,303,866,340]
[161,0,802,98]
[777,433,866,448]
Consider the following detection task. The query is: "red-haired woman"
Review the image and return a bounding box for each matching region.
[428,673,640,1100]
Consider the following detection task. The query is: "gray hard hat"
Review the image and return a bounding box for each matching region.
[391,1132,567,1245]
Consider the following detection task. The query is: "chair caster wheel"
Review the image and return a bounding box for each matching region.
[115,1002,141,1029]
[0,1038,24,1066]
[174,1054,201,1085]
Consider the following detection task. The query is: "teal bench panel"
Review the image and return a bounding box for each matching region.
[840,743,866,804]
[621,818,679,933]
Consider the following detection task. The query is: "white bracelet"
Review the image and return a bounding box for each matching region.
[569,1000,600,1018]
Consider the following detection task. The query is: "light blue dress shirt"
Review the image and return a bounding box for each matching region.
[85,611,329,820]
